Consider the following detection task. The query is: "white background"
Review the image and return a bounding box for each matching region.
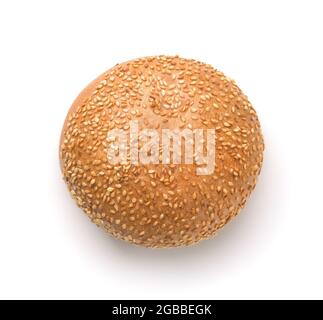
[0,0,322,300]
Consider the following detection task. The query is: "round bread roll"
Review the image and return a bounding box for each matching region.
[60,55,264,248]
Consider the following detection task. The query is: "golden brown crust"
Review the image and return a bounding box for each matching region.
[60,55,264,248]
[59,72,107,171]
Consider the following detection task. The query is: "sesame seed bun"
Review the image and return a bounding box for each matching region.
[60,55,264,248]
